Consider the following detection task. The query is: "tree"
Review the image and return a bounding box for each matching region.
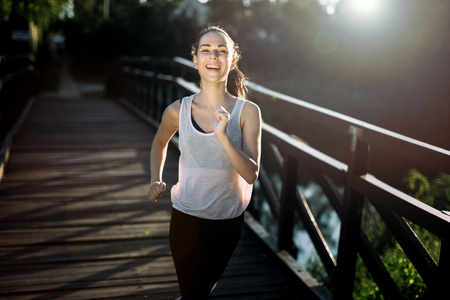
[63,0,195,59]
[0,0,69,32]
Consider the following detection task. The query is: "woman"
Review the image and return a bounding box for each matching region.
[147,26,261,300]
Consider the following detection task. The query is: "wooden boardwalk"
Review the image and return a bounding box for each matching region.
[0,84,308,299]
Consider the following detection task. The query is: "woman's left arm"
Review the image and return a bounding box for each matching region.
[215,102,262,184]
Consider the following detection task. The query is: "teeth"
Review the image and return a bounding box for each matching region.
[206,65,220,69]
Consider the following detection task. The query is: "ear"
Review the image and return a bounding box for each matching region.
[193,56,198,69]
[230,57,236,71]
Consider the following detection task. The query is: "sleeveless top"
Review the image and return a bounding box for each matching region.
[170,94,253,220]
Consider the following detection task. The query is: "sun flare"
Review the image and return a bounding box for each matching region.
[350,0,382,18]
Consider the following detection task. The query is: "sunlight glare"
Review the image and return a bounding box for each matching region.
[318,0,341,15]
[350,0,382,18]
[327,6,336,15]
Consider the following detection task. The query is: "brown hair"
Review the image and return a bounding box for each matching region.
[191,26,248,99]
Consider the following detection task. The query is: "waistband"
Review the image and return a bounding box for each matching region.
[171,207,244,227]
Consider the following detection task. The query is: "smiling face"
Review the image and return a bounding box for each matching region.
[193,31,236,85]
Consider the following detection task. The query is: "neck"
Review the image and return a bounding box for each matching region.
[198,81,232,107]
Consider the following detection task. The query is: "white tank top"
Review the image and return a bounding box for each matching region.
[171,94,253,220]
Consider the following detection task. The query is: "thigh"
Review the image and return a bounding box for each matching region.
[204,216,244,288]
[169,209,210,300]
[169,209,244,300]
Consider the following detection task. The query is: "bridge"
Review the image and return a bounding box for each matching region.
[1,55,449,299]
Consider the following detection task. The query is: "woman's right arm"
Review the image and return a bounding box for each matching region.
[147,101,180,202]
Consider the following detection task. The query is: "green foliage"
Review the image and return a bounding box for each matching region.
[403,169,450,212]
[0,0,13,22]
[297,169,447,299]
[351,170,448,298]
[404,169,432,204]
[353,235,430,299]
[353,255,384,300]
[353,209,427,299]
[307,253,332,293]
[306,170,448,298]
[383,243,427,298]
[0,0,69,31]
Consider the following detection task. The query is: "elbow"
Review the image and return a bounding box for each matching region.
[245,170,259,185]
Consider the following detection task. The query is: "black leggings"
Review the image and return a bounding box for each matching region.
[169,208,244,300]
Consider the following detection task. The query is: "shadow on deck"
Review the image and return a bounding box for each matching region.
[0,64,316,299]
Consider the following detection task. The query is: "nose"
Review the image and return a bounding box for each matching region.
[209,50,218,58]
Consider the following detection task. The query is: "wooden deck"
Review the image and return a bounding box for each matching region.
[0,86,309,299]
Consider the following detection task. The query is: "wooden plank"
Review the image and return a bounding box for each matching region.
[0,201,172,226]
[0,93,317,300]
[0,240,171,265]
[0,95,181,300]
[2,276,180,296]
[1,281,180,300]
[0,224,170,245]
[1,257,176,288]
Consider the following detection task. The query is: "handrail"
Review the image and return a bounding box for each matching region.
[169,57,450,174]
[0,54,35,77]
[248,81,450,174]
[263,122,348,181]
[0,54,38,138]
[356,174,450,238]
[0,54,39,181]
[105,56,450,299]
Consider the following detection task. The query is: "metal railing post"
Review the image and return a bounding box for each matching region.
[432,239,449,297]
[333,126,369,299]
[278,154,298,257]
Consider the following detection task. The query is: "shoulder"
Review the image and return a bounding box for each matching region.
[165,93,194,114]
[160,99,182,132]
[162,94,196,127]
[240,99,261,127]
[241,100,261,119]
[164,99,181,118]
[169,95,195,113]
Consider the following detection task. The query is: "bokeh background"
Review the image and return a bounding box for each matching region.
[2,0,448,150]
[1,1,449,297]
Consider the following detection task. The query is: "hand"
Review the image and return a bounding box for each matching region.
[147,181,166,202]
[214,105,230,138]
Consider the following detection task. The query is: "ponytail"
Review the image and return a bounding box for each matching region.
[227,66,248,99]
[192,25,248,99]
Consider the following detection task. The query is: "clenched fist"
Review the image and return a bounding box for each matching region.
[147,181,166,202]
[214,105,230,138]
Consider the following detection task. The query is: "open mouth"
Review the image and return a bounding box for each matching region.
[206,64,220,70]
